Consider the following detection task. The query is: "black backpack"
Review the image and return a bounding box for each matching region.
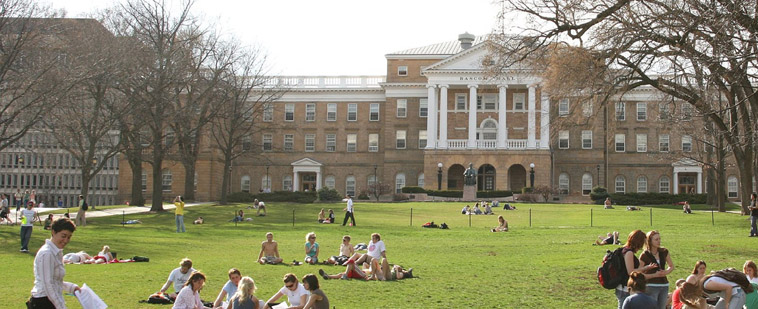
[82,200,88,211]
[597,247,628,289]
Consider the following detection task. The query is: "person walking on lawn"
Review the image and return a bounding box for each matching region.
[342,195,356,227]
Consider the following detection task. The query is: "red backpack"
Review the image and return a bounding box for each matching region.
[597,247,628,289]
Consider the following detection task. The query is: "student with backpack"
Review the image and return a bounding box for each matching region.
[640,230,675,309]
[614,230,661,309]
[75,195,87,227]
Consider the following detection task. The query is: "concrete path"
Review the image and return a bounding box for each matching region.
[5,202,210,224]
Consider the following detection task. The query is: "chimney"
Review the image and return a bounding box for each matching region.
[458,32,475,50]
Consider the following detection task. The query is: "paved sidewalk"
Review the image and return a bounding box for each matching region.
[5,202,210,224]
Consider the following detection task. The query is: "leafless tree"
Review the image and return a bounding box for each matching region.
[209,46,283,204]
[490,0,758,213]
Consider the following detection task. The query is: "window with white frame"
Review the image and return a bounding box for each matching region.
[682,135,692,152]
[325,134,336,152]
[582,173,592,195]
[637,134,647,152]
[347,134,357,152]
[396,130,406,149]
[659,176,670,193]
[558,173,569,194]
[284,134,294,151]
[397,66,408,76]
[327,103,337,121]
[285,104,294,121]
[418,173,425,187]
[262,134,272,151]
[616,102,625,120]
[368,134,379,152]
[637,176,647,193]
[283,175,292,191]
[346,176,356,196]
[559,130,569,149]
[728,176,738,198]
[419,98,428,117]
[418,130,427,149]
[305,134,315,152]
[263,103,273,122]
[305,103,315,121]
[659,134,670,152]
[164,127,174,147]
[396,99,407,118]
[582,130,593,149]
[559,98,570,116]
[479,94,497,110]
[456,94,467,110]
[141,171,147,192]
[370,103,380,121]
[513,93,525,110]
[637,103,647,121]
[395,173,406,193]
[325,176,335,189]
[162,169,172,192]
[241,175,251,192]
[615,134,625,152]
[615,176,625,193]
[367,175,377,188]
[261,175,271,191]
[347,104,357,121]
[583,102,593,117]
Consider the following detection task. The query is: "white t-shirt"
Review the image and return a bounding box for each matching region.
[278,283,309,306]
[21,209,36,226]
[367,240,385,259]
[704,276,740,296]
[749,276,758,284]
[166,267,195,293]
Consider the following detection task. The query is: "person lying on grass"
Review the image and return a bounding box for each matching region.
[594,231,620,246]
[318,253,413,281]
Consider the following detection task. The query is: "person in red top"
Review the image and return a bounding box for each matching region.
[670,279,686,309]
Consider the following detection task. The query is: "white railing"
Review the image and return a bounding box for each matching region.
[477,140,497,149]
[507,139,528,149]
[265,76,385,88]
[447,140,468,149]
[443,139,538,150]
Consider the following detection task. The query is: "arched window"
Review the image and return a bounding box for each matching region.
[479,119,498,140]
[558,173,569,194]
[728,176,739,198]
[367,175,377,188]
[659,176,670,193]
[161,169,172,192]
[417,173,425,188]
[582,173,593,196]
[325,176,335,189]
[283,175,292,191]
[615,176,625,194]
[395,173,406,193]
[261,175,271,192]
[637,176,647,193]
[241,175,251,192]
[346,176,356,197]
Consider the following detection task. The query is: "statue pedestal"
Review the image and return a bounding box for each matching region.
[463,185,477,201]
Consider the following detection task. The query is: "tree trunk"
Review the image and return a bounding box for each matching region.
[128,157,145,206]
[151,142,165,211]
[183,162,196,201]
[220,156,231,205]
[80,172,91,208]
[736,149,754,215]
[717,140,727,212]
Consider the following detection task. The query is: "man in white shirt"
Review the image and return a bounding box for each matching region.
[342,195,356,226]
[0,194,11,224]
[159,258,195,298]
[20,202,38,252]
[356,233,386,265]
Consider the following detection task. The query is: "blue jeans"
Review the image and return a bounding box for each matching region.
[644,285,669,309]
[751,216,757,236]
[175,215,185,233]
[615,288,629,309]
[20,225,32,250]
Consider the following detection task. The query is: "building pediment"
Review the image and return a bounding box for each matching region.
[672,158,699,167]
[291,158,323,167]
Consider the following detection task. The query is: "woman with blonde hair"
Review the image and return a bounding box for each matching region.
[614,230,661,309]
[97,245,113,262]
[304,232,320,265]
[640,230,675,309]
[491,215,508,232]
[227,276,259,309]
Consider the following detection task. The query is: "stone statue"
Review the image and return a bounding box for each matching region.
[463,163,477,186]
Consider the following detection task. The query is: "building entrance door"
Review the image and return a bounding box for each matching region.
[678,173,696,194]
[301,173,317,191]
[508,165,526,191]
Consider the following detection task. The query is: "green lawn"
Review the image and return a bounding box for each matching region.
[2,201,755,308]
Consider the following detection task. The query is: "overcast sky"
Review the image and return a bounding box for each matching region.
[44,0,501,76]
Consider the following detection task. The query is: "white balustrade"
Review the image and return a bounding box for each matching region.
[507,139,528,149]
[447,140,468,149]
[476,140,497,149]
[262,76,385,88]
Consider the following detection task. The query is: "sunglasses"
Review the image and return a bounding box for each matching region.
[285,283,296,289]
[309,237,316,239]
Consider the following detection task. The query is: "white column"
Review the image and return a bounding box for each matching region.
[527,84,537,149]
[316,171,322,190]
[426,85,438,149]
[497,85,508,149]
[467,84,478,149]
[293,172,299,192]
[540,92,550,149]
[438,85,449,149]
[697,171,702,194]
[673,172,679,194]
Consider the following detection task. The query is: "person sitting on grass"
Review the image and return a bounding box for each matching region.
[491,215,508,232]
[745,260,758,284]
[683,201,692,214]
[472,203,483,215]
[227,276,261,309]
[461,205,470,215]
[327,209,335,224]
[605,197,614,209]
[483,202,494,215]
[263,273,309,309]
[230,210,245,223]
[327,235,355,265]
[160,258,195,299]
[212,268,242,308]
[301,274,329,309]
[318,209,326,223]
[594,231,620,246]
[304,232,320,265]
[622,271,657,309]
[256,201,266,216]
[173,271,209,309]
[43,213,54,230]
[258,232,283,265]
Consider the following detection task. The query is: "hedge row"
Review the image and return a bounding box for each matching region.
[602,192,707,205]
[419,189,514,198]
[227,191,318,203]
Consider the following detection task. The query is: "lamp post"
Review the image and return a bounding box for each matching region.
[265,165,270,192]
[529,163,535,188]
[437,162,443,190]
[596,164,600,186]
